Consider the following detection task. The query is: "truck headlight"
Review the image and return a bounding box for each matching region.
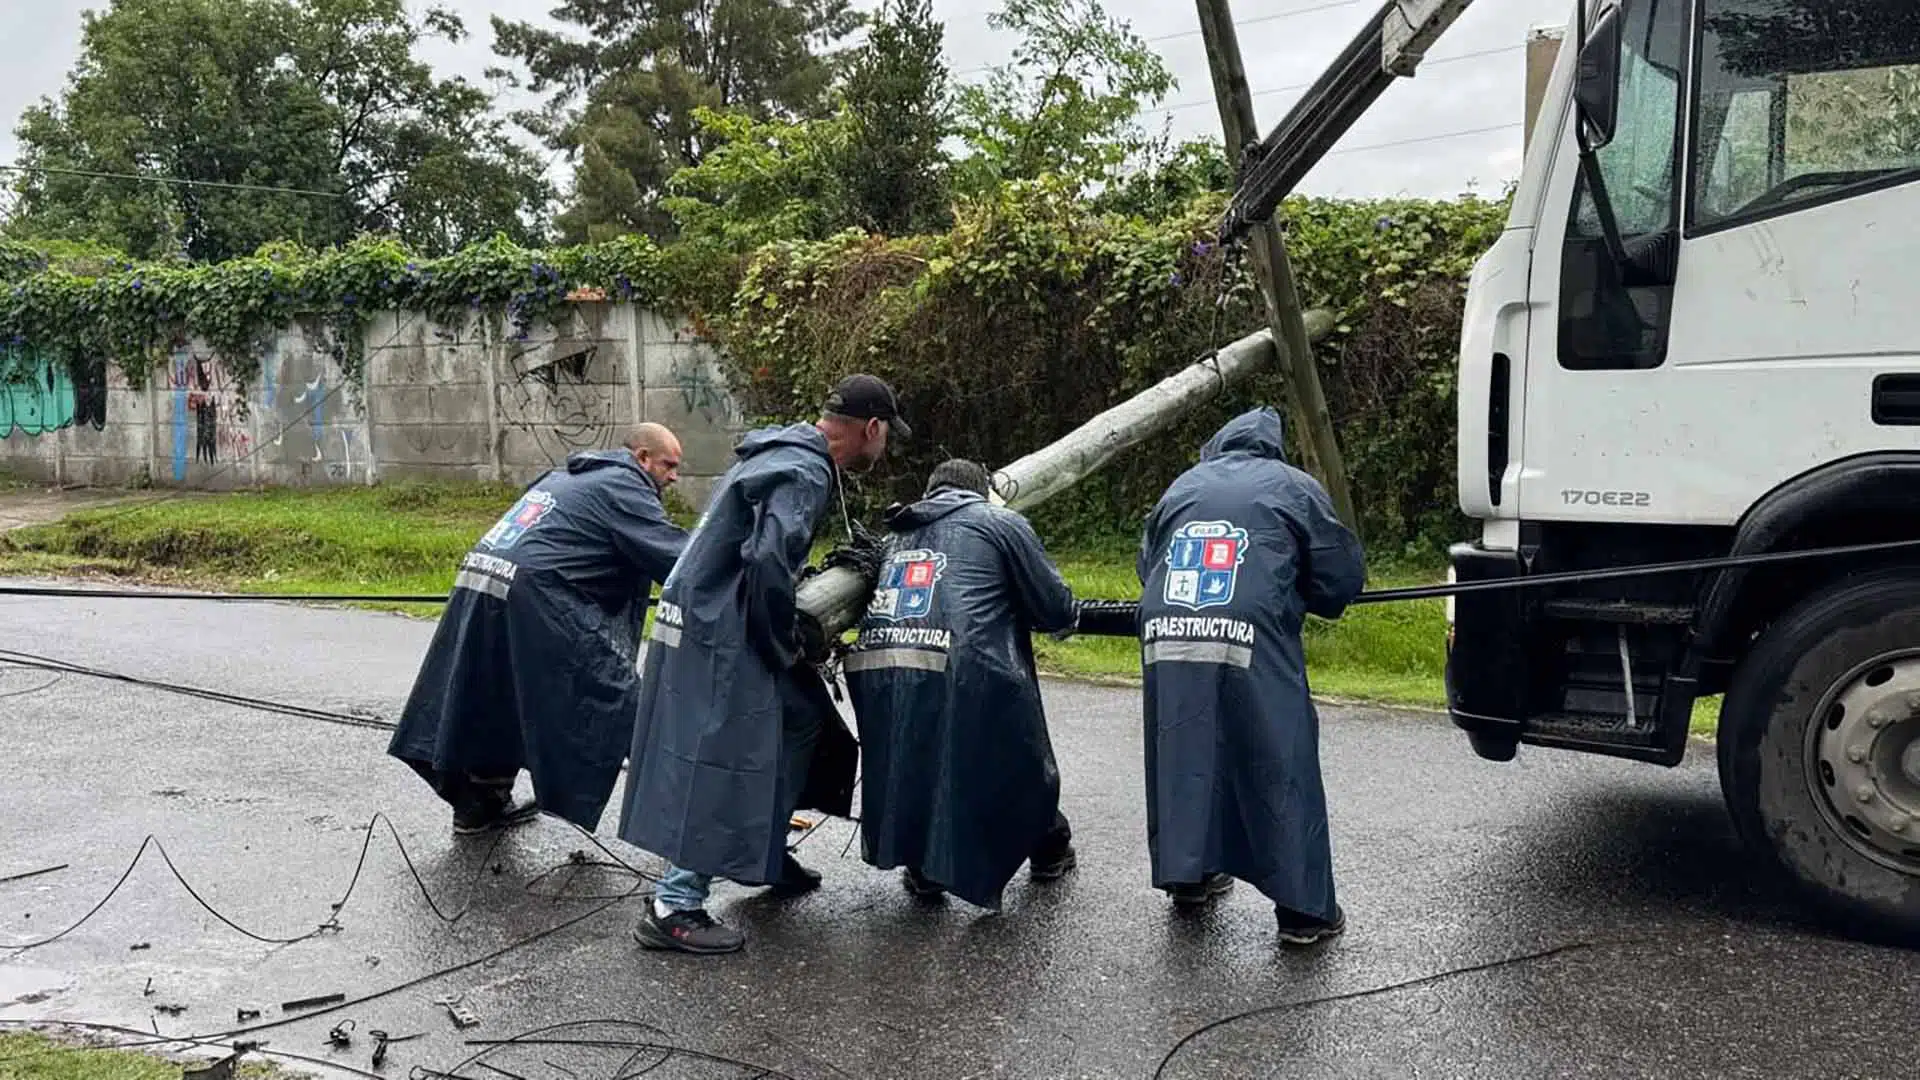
[1444,566,1457,625]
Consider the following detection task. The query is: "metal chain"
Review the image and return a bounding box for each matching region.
[1208,237,1250,356]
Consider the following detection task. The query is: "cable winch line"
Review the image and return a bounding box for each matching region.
[0,582,666,607]
[10,535,1920,611]
[1347,535,1920,606]
[0,583,451,603]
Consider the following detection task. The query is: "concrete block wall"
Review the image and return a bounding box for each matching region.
[0,302,748,508]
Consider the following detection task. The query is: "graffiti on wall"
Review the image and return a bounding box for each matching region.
[495,339,615,465]
[169,348,250,479]
[669,351,742,428]
[400,386,468,457]
[262,330,365,483]
[0,346,108,438]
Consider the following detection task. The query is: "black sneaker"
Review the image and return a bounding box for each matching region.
[1029,845,1077,882]
[1166,872,1235,908]
[902,867,945,898]
[765,854,822,898]
[452,795,540,836]
[1276,904,1346,946]
[632,907,745,955]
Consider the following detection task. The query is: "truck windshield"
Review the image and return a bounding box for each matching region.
[1692,0,1920,229]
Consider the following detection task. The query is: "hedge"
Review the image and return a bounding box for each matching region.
[709,178,1510,552]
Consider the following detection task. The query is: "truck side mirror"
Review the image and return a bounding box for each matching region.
[1573,4,1624,151]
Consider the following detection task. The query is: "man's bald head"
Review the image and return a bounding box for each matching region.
[624,423,683,491]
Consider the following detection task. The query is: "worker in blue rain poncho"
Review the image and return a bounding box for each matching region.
[1136,406,1366,945]
[844,459,1081,911]
[389,424,689,835]
[620,374,907,955]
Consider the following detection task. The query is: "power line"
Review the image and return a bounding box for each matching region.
[1322,121,1522,157]
[0,163,344,199]
[1136,42,1528,118]
[950,0,1367,79]
[1133,0,1367,48]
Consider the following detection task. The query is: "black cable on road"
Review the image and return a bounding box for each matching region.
[0,811,511,953]
[1149,937,1637,1079]
[0,1018,390,1080]
[0,822,654,1057]
[449,1020,802,1080]
[0,647,396,730]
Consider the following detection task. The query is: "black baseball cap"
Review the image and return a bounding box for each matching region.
[824,373,911,439]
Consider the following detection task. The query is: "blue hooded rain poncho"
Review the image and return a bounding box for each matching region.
[844,486,1078,910]
[1136,407,1366,921]
[618,424,860,886]
[389,449,688,829]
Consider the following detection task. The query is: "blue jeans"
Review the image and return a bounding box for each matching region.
[654,864,713,912]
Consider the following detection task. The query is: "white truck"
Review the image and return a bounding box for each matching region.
[1446,0,1920,943]
[1226,0,1920,942]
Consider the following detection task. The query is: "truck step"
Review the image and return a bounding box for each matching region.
[1524,711,1663,749]
[1541,599,1697,625]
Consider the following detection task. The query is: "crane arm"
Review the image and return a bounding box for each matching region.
[1217,0,1481,244]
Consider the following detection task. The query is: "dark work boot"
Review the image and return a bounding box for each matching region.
[1275,904,1346,946]
[1166,873,1235,909]
[765,853,822,898]
[450,775,539,836]
[902,866,946,898]
[632,906,745,955]
[1029,844,1078,882]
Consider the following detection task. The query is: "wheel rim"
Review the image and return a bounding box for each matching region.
[1805,649,1920,876]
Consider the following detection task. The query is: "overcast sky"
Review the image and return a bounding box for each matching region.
[0,0,1579,204]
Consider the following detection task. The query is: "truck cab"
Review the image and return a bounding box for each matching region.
[1446,0,1920,942]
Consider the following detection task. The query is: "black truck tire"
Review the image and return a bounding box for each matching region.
[1718,568,1920,945]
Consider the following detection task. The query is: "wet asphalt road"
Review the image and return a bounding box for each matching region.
[0,583,1916,1080]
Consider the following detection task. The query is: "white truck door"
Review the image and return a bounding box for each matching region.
[1662,1,1920,494]
[1516,0,1692,525]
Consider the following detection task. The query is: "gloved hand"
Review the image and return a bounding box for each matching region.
[1047,600,1083,643]
[797,612,833,667]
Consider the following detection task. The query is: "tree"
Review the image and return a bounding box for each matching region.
[951,0,1176,197]
[491,0,863,243]
[7,0,552,263]
[839,0,953,235]
[1094,136,1233,218]
[661,106,856,248]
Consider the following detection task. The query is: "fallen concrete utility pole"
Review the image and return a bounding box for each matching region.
[796,313,1334,644]
[991,312,1335,513]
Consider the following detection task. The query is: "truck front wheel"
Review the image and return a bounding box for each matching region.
[1718,569,1920,944]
